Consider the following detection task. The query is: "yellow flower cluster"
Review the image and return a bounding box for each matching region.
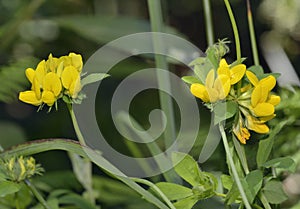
[191,59,246,103]
[189,58,280,144]
[0,156,43,182]
[19,53,83,107]
[235,71,280,143]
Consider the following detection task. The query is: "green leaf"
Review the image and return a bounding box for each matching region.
[173,196,199,209]
[262,180,288,204]
[245,170,263,203]
[257,118,292,166]
[262,157,296,173]
[31,198,59,209]
[59,193,97,209]
[247,65,264,78]
[0,181,21,197]
[214,101,237,125]
[181,76,202,85]
[81,73,110,88]
[156,182,193,201]
[191,58,214,84]
[172,152,201,186]
[221,175,233,191]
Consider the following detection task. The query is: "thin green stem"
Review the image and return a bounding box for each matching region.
[203,0,215,46]
[147,0,176,149]
[131,178,176,209]
[219,124,251,209]
[25,179,50,209]
[147,0,179,183]
[246,0,259,66]
[259,192,272,209]
[67,104,86,145]
[224,0,241,63]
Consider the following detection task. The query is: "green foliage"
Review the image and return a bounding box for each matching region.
[213,101,237,125]
[0,57,38,103]
[155,152,218,209]
[262,180,288,204]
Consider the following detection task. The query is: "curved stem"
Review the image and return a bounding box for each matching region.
[259,192,272,209]
[131,177,176,209]
[25,179,50,209]
[224,0,241,63]
[219,124,251,209]
[246,0,259,66]
[67,104,86,145]
[203,0,215,46]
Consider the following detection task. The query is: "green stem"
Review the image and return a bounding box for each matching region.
[259,192,272,209]
[203,0,215,46]
[25,179,50,209]
[224,0,241,63]
[219,124,251,209]
[131,178,176,209]
[0,144,4,152]
[147,0,179,183]
[67,104,86,145]
[246,0,259,66]
[147,0,176,149]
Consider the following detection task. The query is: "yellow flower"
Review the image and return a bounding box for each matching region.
[41,72,62,106]
[233,122,250,144]
[191,69,230,103]
[61,52,83,72]
[246,115,269,134]
[61,66,81,98]
[19,76,42,106]
[217,59,246,85]
[246,71,280,117]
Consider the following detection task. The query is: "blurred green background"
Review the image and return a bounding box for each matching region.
[0,0,300,208]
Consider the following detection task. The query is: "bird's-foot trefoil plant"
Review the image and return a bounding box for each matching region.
[0,0,298,209]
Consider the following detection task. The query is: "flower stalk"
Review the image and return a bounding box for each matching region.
[25,179,50,209]
[246,0,260,66]
[219,124,252,209]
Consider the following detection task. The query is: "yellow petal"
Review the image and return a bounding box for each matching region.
[247,116,269,134]
[267,95,281,106]
[230,64,246,85]
[69,52,83,72]
[214,75,230,99]
[32,77,41,99]
[191,83,210,102]
[42,91,56,106]
[206,87,219,102]
[205,69,215,89]
[46,53,59,72]
[240,84,251,93]
[69,79,81,98]
[25,68,35,83]
[246,71,259,86]
[259,75,276,91]
[35,60,46,86]
[251,84,269,107]
[43,72,62,97]
[19,91,42,106]
[253,102,274,117]
[61,66,81,97]
[259,114,275,123]
[217,59,230,77]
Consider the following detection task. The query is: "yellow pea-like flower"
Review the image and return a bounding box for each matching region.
[61,66,81,98]
[217,58,246,85]
[190,69,230,103]
[246,115,269,134]
[19,77,42,106]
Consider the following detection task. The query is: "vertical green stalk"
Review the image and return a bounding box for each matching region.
[67,104,95,204]
[224,0,241,63]
[25,179,50,209]
[147,0,176,149]
[259,192,272,209]
[147,0,179,183]
[203,0,215,46]
[246,0,259,66]
[219,124,251,209]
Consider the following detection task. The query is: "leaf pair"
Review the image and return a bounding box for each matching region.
[156,152,218,209]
